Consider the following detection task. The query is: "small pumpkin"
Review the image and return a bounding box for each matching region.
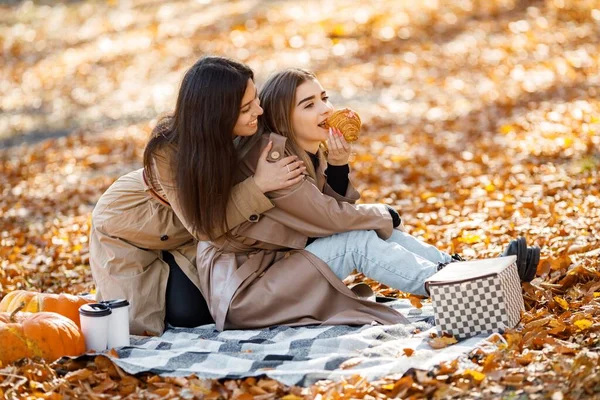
[0,290,93,329]
[0,307,86,365]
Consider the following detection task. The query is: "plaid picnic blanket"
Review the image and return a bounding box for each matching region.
[109,300,487,386]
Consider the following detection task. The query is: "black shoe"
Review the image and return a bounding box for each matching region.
[436,253,466,272]
[503,237,527,275]
[451,253,466,262]
[502,236,539,282]
[522,245,540,282]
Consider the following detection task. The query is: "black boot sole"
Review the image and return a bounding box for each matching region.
[517,236,528,280]
[503,236,528,281]
[523,245,540,282]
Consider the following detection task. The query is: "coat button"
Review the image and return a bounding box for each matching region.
[270,151,280,160]
[160,235,169,241]
[249,214,259,222]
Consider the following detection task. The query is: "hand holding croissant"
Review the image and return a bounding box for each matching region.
[326,108,361,142]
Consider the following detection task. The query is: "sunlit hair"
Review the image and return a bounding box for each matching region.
[143,56,254,240]
[258,68,326,181]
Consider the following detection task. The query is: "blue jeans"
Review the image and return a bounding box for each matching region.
[305,229,453,296]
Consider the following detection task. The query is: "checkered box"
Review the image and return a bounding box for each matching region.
[425,255,524,340]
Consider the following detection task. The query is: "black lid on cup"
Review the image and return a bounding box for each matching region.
[79,303,112,317]
[101,299,130,309]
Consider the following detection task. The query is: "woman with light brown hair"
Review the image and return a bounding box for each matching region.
[89,57,306,336]
[196,68,540,331]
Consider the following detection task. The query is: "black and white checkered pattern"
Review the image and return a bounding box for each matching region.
[104,300,489,386]
[499,261,525,327]
[429,261,523,340]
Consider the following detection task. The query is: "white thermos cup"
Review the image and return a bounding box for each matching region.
[102,299,131,348]
[79,303,112,352]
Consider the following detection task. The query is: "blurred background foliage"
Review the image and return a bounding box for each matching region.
[1,1,600,398]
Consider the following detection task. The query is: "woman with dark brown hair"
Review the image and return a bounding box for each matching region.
[195,68,540,331]
[89,57,306,336]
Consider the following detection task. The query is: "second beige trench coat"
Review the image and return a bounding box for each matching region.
[197,133,408,331]
[89,143,274,335]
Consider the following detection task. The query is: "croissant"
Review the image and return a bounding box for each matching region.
[326,108,361,142]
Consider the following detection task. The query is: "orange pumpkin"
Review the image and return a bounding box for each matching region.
[0,290,93,329]
[0,309,86,364]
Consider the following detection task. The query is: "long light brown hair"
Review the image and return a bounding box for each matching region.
[258,68,326,181]
[143,56,254,240]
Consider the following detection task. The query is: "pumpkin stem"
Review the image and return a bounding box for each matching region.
[9,301,26,322]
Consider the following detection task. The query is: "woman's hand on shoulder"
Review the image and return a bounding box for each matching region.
[253,141,307,193]
[326,127,351,166]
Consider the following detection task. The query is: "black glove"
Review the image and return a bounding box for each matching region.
[385,206,401,228]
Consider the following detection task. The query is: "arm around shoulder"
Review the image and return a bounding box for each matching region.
[236,133,390,238]
[267,178,394,240]
[150,145,274,240]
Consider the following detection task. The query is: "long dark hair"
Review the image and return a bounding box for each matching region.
[143,56,254,239]
[259,68,323,180]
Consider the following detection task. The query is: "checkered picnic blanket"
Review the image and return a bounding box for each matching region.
[108,300,487,386]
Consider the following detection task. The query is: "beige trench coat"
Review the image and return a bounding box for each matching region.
[197,133,408,331]
[89,145,274,335]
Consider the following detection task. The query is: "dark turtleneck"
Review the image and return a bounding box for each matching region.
[306,151,349,196]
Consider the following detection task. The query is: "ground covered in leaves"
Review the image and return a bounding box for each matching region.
[1,0,600,398]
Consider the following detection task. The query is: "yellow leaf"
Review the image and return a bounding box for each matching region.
[281,395,304,400]
[420,192,435,200]
[463,369,486,382]
[382,383,395,390]
[574,319,592,330]
[560,137,573,148]
[339,358,363,369]
[390,154,409,162]
[408,295,423,309]
[331,24,346,37]
[554,296,569,310]
[593,292,600,298]
[459,234,481,244]
[500,124,515,134]
[428,336,458,349]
